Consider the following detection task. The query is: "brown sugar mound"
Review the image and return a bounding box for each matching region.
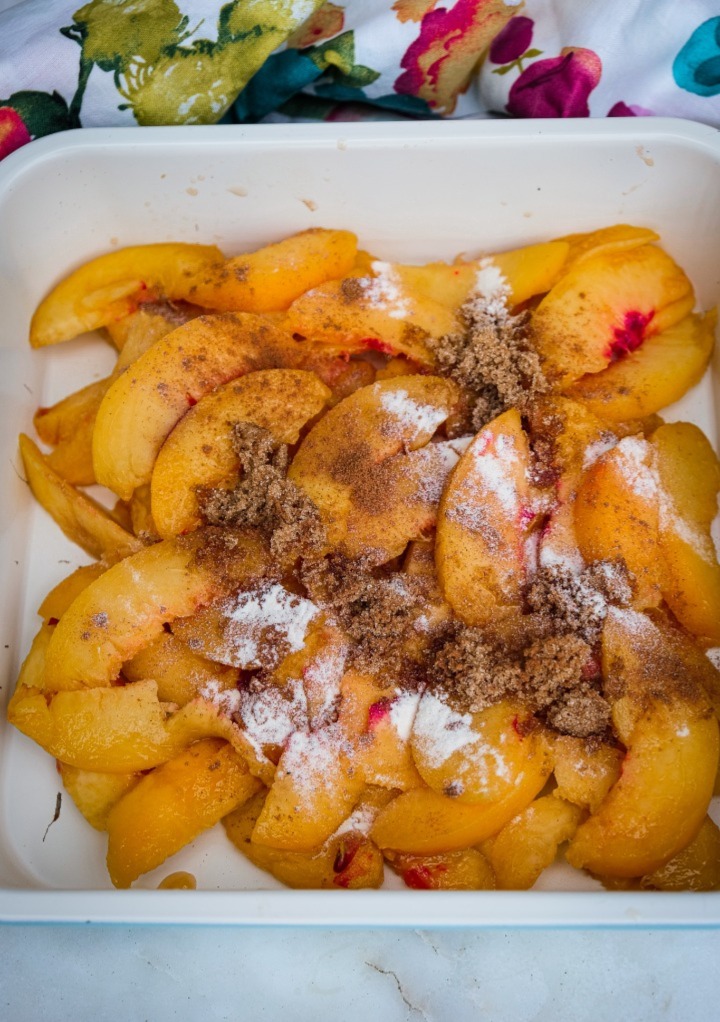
[301,555,428,674]
[197,422,325,561]
[430,625,523,713]
[432,624,611,739]
[526,561,633,645]
[432,300,547,428]
[524,634,611,738]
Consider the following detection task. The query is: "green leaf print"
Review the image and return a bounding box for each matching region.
[65,0,325,125]
[308,30,381,88]
[71,0,191,73]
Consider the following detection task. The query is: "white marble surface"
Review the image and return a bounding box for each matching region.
[0,926,718,1020]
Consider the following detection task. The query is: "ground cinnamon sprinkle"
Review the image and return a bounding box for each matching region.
[432,302,547,428]
[197,422,326,560]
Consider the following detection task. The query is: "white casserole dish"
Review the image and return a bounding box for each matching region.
[0,119,719,925]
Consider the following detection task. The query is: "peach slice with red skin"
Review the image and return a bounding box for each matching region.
[565,608,720,878]
[532,244,695,387]
[92,313,310,500]
[150,368,331,539]
[385,848,495,890]
[29,243,222,348]
[568,311,716,423]
[29,231,357,347]
[287,269,457,367]
[286,241,568,367]
[338,671,424,792]
[435,407,533,627]
[650,421,720,646]
[224,787,389,888]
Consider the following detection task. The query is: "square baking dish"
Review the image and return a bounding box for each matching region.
[1,119,719,925]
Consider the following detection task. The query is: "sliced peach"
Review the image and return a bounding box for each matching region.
[127,483,158,541]
[371,749,552,856]
[8,623,54,703]
[410,693,549,804]
[224,787,388,889]
[92,313,308,499]
[651,421,720,645]
[324,438,466,564]
[573,436,664,607]
[104,302,200,352]
[435,407,533,626]
[532,244,695,386]
[122,631,240,707]
[641,816,720,891]
[528,397,617,570]
[252,725,365,852]
[402,538,437,577]
[566,608,719,878]
[34,309,187,487]
[58,763,139,831]
[37,563,107,620]
[170,583,320,672]
[30,243,222,347]
[8,679,183,772]
[151,369,330,538]
[568,311,715,422]
[43,529,268,690]
[286,264,459,366]
[288,376,458,563]
[557,224,659,269]
[19,434,142,563]
[483,795,583,889]
[338,672,423,791]
[552,736,623,814]
[393,241,569,311]
[35,378,108,486]
[106,737,260,887]
[186,229,357,312]
[385,848,495,890]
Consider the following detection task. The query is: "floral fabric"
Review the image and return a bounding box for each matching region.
[1,0,719,162]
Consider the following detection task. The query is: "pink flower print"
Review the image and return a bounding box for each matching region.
[507,47,602,118]
[489,16,534,64]
[0,107,31,160]
[395,0,516,114]
[608,101,653,117]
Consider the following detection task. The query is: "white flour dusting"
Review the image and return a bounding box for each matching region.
[613,437,658,501]
[470,256,511,319]
[411,691,511,791]
[379,387,445,437]
[223,583,318,668]
[366,261,412,319]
